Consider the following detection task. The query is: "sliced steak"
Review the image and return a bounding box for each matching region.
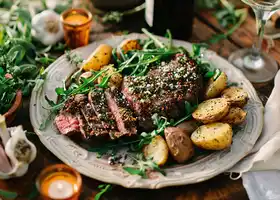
[88,89,117,130]
[122,54,202,130]
[105,88,137,136]
[54,112,80,135]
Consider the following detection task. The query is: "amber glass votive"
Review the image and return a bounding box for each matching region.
[61,8,92,49]
[36,164,82,200]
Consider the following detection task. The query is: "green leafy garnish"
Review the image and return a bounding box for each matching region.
[207,0,248,44]
[0,189,18,199]
[123,154,166,178]
[95,184,112,200]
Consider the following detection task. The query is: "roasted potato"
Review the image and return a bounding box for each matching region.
[191,123,233,150]
[143,135,169,166]
[192,98,230,124]
[221,87,249,107]
[221,107,247,125]
[118,39,141,55]
[176,120,199,136]
[205,72,227,99]
[97,65,123,88]
[165,127,194,163]
[82,44,112,71]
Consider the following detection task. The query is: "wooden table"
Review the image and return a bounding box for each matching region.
[0,8,277,200]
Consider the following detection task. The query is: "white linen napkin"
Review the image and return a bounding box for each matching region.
[227,70,280,199]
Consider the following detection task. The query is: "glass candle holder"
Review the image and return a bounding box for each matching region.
[61,8,92,49]
[36,164,82,200]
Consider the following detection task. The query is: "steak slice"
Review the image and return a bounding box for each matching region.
[54,112,80,135]
[78,94,122,139]
[88,89,117,130]
[122,54,202,130]
[105,88,137,136]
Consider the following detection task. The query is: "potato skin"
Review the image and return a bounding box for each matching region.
[192,98,230,124]
[221,87,249,107]
[118,39,141,55]
[143,135,169,166]
[205,72,227,99]
[97,65,123,88]
[165,127,194,163]
[221,107,247,125]
[191,123,233,150]
[82,44,112,71]
[79,71,93,83]
[176,120,199,136]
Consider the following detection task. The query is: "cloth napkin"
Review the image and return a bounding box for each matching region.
[227,69,280,199]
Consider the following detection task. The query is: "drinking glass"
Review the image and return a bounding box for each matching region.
[228,0,280,83]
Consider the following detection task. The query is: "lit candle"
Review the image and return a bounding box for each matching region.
[37,164,82,200]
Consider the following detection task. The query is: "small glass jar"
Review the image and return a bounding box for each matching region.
[36,164,82,200]
[61,8,92,49]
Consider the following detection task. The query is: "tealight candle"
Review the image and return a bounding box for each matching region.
[36,164,82,200]
[61,8,92,49]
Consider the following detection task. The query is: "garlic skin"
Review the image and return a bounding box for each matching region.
[0,126,37,180]
[32,10,64,46]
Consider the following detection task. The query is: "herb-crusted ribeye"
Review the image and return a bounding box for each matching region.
[55,94,121,139]
[88,89,117,130]
[122,54,202,130]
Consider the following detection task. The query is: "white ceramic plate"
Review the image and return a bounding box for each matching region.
[30,34,263,189]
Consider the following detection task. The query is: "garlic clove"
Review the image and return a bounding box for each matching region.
[0,144,12,174]
[5,126,37,166]
[0,115,11,146]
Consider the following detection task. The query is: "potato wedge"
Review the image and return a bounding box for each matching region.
[192,98,230,124]
[118,39,141,55]
[165,127,194,163]
[143,135,169,166]
[82,44,112,71]
[221,107,247,125]
[97,65,123,88]
[176,120,199,136]
[221,87,249,107]
[191,123,233,150]
[205,72,227,99]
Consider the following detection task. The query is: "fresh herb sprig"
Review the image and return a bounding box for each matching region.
[95,184,113,200]
[207,0,248,44]
[0,1,62,114]
[123,153,165,178]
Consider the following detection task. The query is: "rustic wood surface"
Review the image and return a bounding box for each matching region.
[0,8,277,199]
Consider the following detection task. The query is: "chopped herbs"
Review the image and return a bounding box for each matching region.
[65,50,84,66]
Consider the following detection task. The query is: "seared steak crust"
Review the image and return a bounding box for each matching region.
[122,54,202,130]
[105,88,137,136]
[88,89,117,130]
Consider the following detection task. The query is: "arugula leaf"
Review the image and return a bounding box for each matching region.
[55,87,65,96]
[123,167,144,176]
[94,184,112,200]
[191,43,209,58]
[204,71,215,78]
[0,189,18,199]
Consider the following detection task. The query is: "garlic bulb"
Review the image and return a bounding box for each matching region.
[0,116,37,179]
[32,10,64,46]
